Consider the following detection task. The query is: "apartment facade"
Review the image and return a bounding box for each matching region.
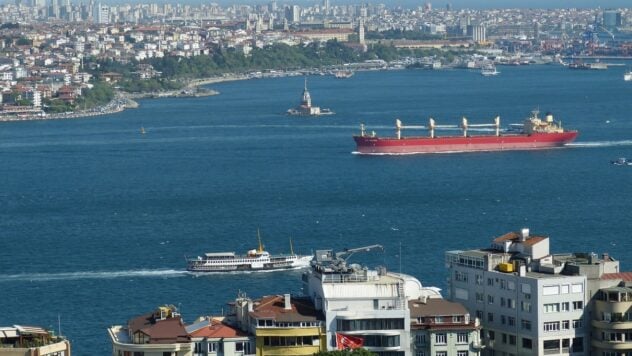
[229,293,326,356]
[446,229,591,356]
[409,298,482,356]
[303,246,443,356]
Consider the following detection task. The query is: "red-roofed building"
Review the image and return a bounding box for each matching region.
[109,305,193,356]
[229,293,326,356]
[187,317,253,355]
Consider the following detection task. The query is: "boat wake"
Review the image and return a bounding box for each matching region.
[0,269,189,282]
[566,140,632,148]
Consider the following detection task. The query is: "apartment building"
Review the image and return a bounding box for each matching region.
[302,245,443,356]
[0,325,71,356]
[409,298,482,356]
[229,293,325,356]
[445,228,624,356]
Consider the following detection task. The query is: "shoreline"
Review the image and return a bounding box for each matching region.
[0,74,251,123]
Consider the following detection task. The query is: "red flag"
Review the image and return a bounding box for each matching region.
[336,333,364,350]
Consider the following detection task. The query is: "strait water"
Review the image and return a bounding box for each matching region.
[1,65,632,355]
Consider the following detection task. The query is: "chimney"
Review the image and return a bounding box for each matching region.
[520,228,529,241]
[284,294,291,310]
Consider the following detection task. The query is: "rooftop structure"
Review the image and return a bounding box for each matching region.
[304,245,442,355]
[0,325,71,356]
[446,228,626,356]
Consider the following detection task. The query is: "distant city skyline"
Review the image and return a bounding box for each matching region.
[75,0,632,9]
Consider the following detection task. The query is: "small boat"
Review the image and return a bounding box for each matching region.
[140,126,146,135]
[611,158,632,166]
[481,63,499,76]
[186,231,312,272]
[624,71,632,81]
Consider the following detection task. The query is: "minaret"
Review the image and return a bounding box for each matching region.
[358,17,365,45]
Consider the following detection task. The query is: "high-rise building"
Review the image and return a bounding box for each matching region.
[285,5,299,23]
[602,10,622,29]
[93,2,108,24]
[323,0,329,15]
[467,25,486,43]
[445,228,623,356]
[358,17,365,45]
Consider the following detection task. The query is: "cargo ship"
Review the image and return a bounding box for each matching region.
[353,110,578,155]
[186,232,312,272]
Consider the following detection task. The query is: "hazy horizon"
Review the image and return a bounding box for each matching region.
[29,0,630,9]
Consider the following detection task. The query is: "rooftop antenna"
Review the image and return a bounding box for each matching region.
[399,241,402,274]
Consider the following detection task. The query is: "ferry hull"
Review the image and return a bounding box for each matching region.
[353,132,578,154]
[186,256,312,273]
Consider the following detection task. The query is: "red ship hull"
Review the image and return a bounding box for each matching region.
[353,131,578,154]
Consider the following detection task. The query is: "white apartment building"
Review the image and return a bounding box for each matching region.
[303,245,442,356]
[445,229,606,356]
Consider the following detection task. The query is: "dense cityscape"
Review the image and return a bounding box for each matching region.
[2,1,632,356]
[0,1,631,120]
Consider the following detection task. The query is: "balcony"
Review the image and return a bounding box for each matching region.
[591,319,632,330]
[592,339,632,350]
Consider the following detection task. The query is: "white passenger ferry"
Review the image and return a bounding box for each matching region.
[186,233,312,272]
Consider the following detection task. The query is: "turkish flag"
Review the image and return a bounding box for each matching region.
[336,333,364,350]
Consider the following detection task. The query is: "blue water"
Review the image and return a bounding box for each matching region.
[1,65,631,355]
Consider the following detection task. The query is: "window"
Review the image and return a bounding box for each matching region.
[475,274,483,285]
[488,330,495,340]
[415,334,426,345]
[509,335,516,345]
[457,352,468,356]
[544,321,560,332]
[416,352,425,356]
[603,312,612,322]
[501,315,506,325]
[436,352,447,356]
[501,297,506,307]
[235,342,244,352]
[488,295,494,304]
[435,333,447,345]
[455,271,468,282]
[561,302,569,311]
[487,312,494,322]
[508,281,515,290]
[476,292,484,303]
[561,284,570,294]
[476,310,483,319]
[562,320,570,330]
[521,301,531,312]
[572,337,584,352]
[208,342,221,352]
[522,338,533,349]
[573,319,583,328]
[543,285,560,295]
[573,301,584,310]
[502,333,507,344]
[508,316,515,326]
[572,284,583,293]
[544,303,559,313]
[521,319,531,330]
[487,278,494,286]
[500,280,507,290]
[457,333,468,344]
[507,298,516,309]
